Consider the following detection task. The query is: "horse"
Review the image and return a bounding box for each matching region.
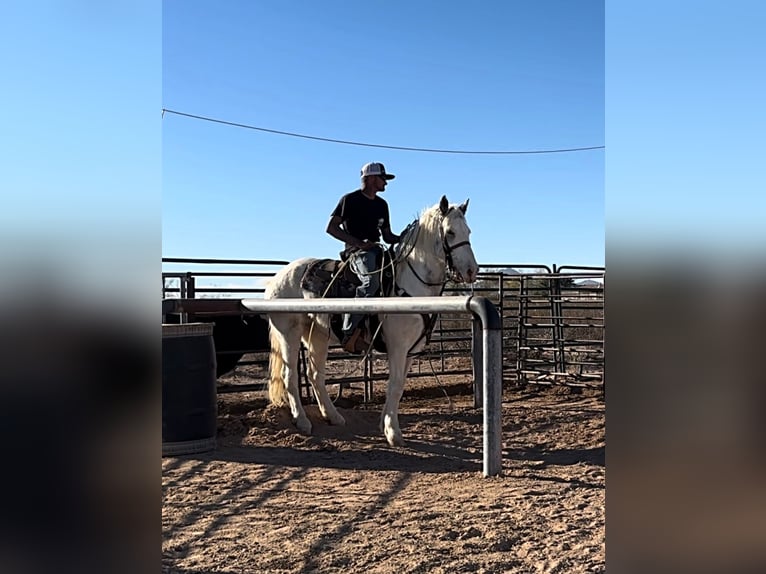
[264,195,479,446]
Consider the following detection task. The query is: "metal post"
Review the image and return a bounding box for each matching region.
[482,325,503,477]
[472,320,483,408]
[467,297,503,477]
[364,354,372,403]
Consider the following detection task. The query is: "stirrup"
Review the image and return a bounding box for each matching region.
[342,328,368,354]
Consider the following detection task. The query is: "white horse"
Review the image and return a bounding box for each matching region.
[265,196,479,446]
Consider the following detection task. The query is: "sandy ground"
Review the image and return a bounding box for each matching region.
[162,364,604,574]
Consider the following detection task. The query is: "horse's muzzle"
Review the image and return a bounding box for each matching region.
[457,267,478,284]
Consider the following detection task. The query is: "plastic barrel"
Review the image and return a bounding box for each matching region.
[162,323,217,456]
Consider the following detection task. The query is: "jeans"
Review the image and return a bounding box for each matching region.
[342,248,382,333]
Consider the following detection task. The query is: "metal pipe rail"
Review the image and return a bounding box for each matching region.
[239,295,503,477]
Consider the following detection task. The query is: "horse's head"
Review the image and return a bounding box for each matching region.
[439,195,479,284]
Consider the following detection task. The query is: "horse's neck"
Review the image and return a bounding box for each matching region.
[395,226,446,296]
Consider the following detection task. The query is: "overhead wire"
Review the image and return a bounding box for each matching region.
[161,108,604,155]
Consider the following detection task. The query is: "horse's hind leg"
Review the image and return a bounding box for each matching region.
[273,315,312,435]
[304,323,345,426]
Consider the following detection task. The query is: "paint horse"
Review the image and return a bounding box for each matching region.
[265,196,479,446]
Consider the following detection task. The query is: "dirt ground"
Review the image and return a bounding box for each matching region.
[162,358,604,574]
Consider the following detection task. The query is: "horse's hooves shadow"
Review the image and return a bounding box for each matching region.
[211,405,482,473]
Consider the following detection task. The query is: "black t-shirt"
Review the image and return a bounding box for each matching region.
[331,189,392,243]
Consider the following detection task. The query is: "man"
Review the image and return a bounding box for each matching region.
[326,162,401,353]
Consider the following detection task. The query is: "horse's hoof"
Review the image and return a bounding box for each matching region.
[295,418,312,435]
[385,432,405,447]
[328,413,346,426]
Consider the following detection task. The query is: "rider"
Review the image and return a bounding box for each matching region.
[326,162,401,352]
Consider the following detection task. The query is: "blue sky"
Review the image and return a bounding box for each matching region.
[162,1,605,269]
[3,1,760,302]
[607,1,765,262]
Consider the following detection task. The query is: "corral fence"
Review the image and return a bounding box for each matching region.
[162,257,604,396]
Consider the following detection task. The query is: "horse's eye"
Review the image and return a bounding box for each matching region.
[446,230,455,237]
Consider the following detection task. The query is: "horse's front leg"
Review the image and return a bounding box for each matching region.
[381,348,413,447]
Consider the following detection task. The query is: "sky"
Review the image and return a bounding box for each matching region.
[162,1,605,270]
[2,1,760,295]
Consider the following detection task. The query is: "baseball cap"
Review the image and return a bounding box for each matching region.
[360,162,395,180]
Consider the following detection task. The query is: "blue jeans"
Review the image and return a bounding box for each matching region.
[343,248,382,333]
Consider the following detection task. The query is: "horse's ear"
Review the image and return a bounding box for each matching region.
[439,195,449,215]
[459,199,470,214]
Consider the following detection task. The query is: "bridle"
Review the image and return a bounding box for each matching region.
[443,237,472,279]
[397,215,473,288]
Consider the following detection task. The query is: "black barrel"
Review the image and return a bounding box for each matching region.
[162,323,217,456]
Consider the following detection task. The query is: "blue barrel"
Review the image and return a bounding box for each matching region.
[162,323,217,456]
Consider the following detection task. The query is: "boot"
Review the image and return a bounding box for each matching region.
[341,326,369,354]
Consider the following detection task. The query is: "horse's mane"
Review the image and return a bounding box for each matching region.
[418,203,443,238]
[396,200,460,261]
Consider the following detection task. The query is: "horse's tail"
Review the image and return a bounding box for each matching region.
[268,324,288,406]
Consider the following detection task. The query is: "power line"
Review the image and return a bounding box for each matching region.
[161,108,604,155]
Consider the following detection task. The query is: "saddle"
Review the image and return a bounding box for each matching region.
[300,258,360,299]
